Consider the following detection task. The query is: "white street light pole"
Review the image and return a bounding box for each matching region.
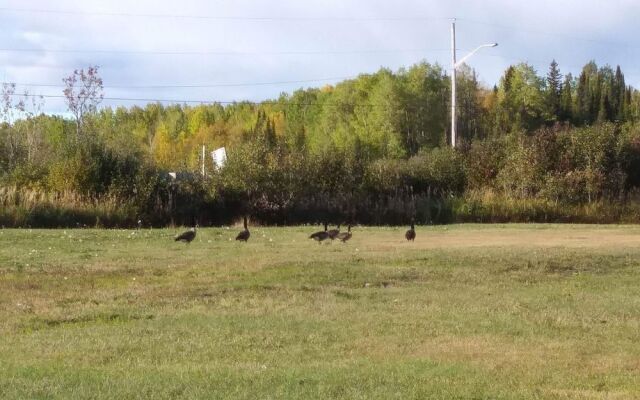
[451,19,457,148]
[450,19,497,147]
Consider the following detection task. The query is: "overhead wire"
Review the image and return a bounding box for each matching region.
[2,76,357,89]
[457,17,634,48]
[0,47,451,56]
[3,92,433,109]
[0,6,633,47]
[2,6,640,106]
[0,7,453,22]
[469,52,640,78]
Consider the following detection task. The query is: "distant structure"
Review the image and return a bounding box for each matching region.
[211,147,227,169]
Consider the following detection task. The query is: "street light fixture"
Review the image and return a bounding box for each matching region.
[451,19,497,147]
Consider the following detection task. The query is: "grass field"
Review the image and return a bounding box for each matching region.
[1,224,640,399]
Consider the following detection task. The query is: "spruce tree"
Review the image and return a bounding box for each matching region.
[576,71,589,124]
[597,93,612,122]
[546,60,562,120]
[613,66,626,121]
[559,73,573,122]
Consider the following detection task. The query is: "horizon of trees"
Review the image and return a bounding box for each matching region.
[3,59,640,226]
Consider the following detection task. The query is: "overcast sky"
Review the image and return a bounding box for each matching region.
[1,0,640,113]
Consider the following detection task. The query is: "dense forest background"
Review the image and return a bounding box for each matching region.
[3,59,640,227]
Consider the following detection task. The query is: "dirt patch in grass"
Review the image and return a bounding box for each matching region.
[365,225,640,251]
[20,312,154,332]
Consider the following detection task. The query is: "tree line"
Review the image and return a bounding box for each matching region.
[3,60,640,227]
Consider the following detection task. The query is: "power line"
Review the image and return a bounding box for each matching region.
[3,76,356,89]
[7,56,640,94]
[5,92,427,109]
[0,47,450,56]
[458,17,635,48]
[1,6,631,48]
[7,93,440,112]
[0,7,452,22]
[472,52,640,77]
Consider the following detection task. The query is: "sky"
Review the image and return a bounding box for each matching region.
[1,0,640,114]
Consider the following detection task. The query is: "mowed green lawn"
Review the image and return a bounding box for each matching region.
[1,224,640,399]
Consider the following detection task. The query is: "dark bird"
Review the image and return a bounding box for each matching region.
[175,226,197,243]
[336,225,352,242]
[235,216,250,242]
[310,222,329,243]
[328,224,341,240]
[405,222,416,241]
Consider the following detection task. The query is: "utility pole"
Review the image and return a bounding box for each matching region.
[201,144,205,177]
[449,20,498,148]
[451,19,457,148]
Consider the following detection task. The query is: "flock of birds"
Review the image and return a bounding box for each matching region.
[309,223,352,243]
[174,218,417,244]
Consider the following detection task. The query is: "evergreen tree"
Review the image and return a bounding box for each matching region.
[502,66,515,93]
[597,93,612,123]
[559,73,573,122]
[546,60,562,120]
[625,86,633,121]
[613,66,626,121]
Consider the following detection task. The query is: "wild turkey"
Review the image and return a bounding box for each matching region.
[235,216,250,242]
[336,225,352,242]
[175,226,197,243]
[310,222,329,243]
[405,222,416,241]
[328,224,341,240]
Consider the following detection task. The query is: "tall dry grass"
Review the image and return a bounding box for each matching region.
[455,189,640,223]
[0,186,136,227]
